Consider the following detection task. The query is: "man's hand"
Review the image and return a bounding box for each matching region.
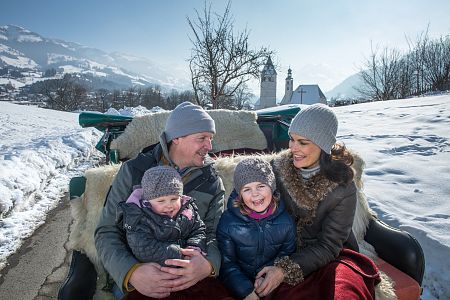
[254,266,284,297]
[129,262,179,298]
[161,248,212,292]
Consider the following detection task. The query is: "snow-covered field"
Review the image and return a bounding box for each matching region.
[0,102,101,270]
[0,95,449,299]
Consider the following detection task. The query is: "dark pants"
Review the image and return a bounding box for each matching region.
[122,277,233,300]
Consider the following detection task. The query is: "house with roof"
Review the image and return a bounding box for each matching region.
[279,68,327,105]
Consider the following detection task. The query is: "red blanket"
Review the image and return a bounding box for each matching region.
[272,248,381,300]
[123,249,380,300]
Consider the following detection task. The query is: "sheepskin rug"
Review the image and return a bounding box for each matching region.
[110,110,267,160]
[67,108,395,299]
[68,153,396,300]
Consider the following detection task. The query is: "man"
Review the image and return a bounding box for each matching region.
[95,102,227,299]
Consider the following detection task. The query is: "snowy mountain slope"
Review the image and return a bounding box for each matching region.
[325,71,363,99]
[0,25,190,90]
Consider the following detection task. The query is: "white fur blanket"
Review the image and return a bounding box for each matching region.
[68,106,395,299]
[68,153,396,300]
[110,110,267,160]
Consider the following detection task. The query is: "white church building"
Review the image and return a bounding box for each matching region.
[256,58,327,109]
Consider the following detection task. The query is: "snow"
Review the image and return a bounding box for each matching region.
[17,34,43,43]
[59,65,83,74]
[0,43,38,69]
[0,78,25,88]
[0,102,102,271]
[0,55,37,69]
[0,95,449,299]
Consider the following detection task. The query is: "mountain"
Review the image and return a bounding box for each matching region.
[325,72,363,100]
[0,25,190,91]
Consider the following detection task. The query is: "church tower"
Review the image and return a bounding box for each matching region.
[281,67,293,105]
[258,57,277,109]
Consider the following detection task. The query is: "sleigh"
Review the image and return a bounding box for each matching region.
[59,105,424,300]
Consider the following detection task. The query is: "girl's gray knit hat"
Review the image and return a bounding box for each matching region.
[233,157,276,193]
[141,166,183,200]
[163,101,216,142]
[288,104,338,154]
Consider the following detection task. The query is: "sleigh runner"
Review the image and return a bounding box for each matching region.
[59,105,424,300]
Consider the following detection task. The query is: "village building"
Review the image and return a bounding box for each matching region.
[280,68,327,105]
[257,58,327,108]
[256,57,277,109]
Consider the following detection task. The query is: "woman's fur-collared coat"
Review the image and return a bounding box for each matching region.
[272,150,358,283]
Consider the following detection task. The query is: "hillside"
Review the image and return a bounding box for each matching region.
[0,25,190,92]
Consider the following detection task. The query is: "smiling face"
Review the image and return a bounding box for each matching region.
[149,194,181,218]
[240,181,273,213]
[170,132,214,169]
[289,132,322,169]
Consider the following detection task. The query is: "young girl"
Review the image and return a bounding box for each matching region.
[217,157,298,300]
[116,165,207,266]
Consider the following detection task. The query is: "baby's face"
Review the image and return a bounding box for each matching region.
[149,195,181,218]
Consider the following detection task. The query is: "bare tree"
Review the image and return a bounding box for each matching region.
[232,83,253,109]
[187,1,273,109]
[40,74,85,111]
[395,56,414,99]
[125,86,137,107]
[357,45,403,101]
[423,35,450,91]
[95,88,109,112]
[110,89,123,109]
[67,83,87,111]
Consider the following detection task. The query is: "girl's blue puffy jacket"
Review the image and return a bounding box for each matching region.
[217,191,296,299]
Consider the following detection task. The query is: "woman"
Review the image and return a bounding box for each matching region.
[262,104,381,299]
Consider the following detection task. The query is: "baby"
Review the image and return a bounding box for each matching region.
[116,165,206,266]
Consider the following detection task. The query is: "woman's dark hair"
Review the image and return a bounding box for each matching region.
[320,143,354,185]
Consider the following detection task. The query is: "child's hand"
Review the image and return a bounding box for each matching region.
[254,266,284,297]
[186,246,207,256]
[243,290,259,300]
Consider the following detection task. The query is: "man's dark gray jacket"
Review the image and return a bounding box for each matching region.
[94,143,225,291]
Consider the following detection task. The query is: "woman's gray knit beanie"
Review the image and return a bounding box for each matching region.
[233,157,276,193]
[289,104,338,154]
[163,101,216,142]
[141,166,183,200]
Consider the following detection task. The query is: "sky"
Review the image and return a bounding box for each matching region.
[1,0,449,96]
[0,93,449,298]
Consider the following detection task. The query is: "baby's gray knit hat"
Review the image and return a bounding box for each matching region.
[163,101,216,142]
[289,104,338,154]
[141,166,183,200]
[233,157,276,193]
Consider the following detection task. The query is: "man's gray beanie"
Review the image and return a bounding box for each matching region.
[141,166,183,200]
[163,101,216,142]
[289,104,338,154]
[234,157,276,193]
